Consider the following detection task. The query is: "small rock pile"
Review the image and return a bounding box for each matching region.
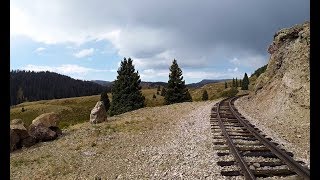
[10,112,62,152]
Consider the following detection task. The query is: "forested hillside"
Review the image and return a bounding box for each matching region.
[10,70,106,105]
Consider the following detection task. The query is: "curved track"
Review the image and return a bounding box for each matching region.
[210,96,310,179]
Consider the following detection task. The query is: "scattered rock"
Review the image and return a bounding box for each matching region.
[297,135,301,138]
[90,101,107,124]
[253,163,260,168]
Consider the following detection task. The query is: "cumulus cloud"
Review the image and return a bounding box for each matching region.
[73,48,95,58]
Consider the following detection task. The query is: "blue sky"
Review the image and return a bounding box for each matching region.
[10,0,309,83]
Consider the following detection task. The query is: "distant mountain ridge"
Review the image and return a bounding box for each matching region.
[91,80,112,86]
[187,79,230,88]
[91,79,229,88]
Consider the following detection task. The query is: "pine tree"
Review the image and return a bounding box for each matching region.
[165,59,192,104]
[202,89,208,101]
[241,73,249,90]
[157,85,161,92]
[239,79,242,87]
[109,57,145,116]
[100,88,110,113]
[225,82,228,89]
[235,78,238,87]
[232,78,235,87]
[153,94,156,99]
[160,88,166,96]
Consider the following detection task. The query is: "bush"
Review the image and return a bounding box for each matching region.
[221,88,239,97]
[202,89,208,101]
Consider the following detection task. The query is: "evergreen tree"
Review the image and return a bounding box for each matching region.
[235,78,238,87]
[165,59,192,104]
[239,79,242,88]
[153,94,156,99]
[225,82,228,89]
[156,91,159,95]
[109,57,145,116]
[160,88,166,96]
[241,73,249,90]
[100,89,110,113]
[232,78,235,87]
[202,89,209,101]
[157,85,161,92]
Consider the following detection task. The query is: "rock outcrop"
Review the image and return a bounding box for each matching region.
[236,21,310,161]
[90,101,107,124]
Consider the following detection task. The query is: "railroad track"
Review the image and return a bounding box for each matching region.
[210,96,310,179]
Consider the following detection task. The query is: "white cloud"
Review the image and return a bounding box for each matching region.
[34,47,46,53]
[22,64,113,75]
[228,67,238,72]
[73,48,95,58]
[140,69,169,80]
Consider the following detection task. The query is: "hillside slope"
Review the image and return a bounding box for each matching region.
[10,100,225,179]
[235,21,310,162]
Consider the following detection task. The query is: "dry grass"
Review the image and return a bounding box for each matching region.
[10,101,216,179]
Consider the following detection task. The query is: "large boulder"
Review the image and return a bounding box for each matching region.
[90,101,107,124]
[10,129,20,152]
[10,119,29,140]
[30,112,62,138]
[10,119,37,150]
[28,124,57,141]
[32,112,60,128]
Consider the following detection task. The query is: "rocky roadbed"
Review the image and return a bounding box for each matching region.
[11,100,231,180]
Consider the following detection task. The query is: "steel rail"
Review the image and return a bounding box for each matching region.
[216,98,256,180]
[228,96,310,180]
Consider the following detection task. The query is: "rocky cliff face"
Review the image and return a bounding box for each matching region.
[254,21,310,110]
[236,21,310,161]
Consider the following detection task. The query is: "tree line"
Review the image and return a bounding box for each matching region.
[10,70,106,105]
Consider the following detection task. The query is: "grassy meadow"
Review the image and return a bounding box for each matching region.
[10,82,244,129]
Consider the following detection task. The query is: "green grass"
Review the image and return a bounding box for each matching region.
[10,95,101,129]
